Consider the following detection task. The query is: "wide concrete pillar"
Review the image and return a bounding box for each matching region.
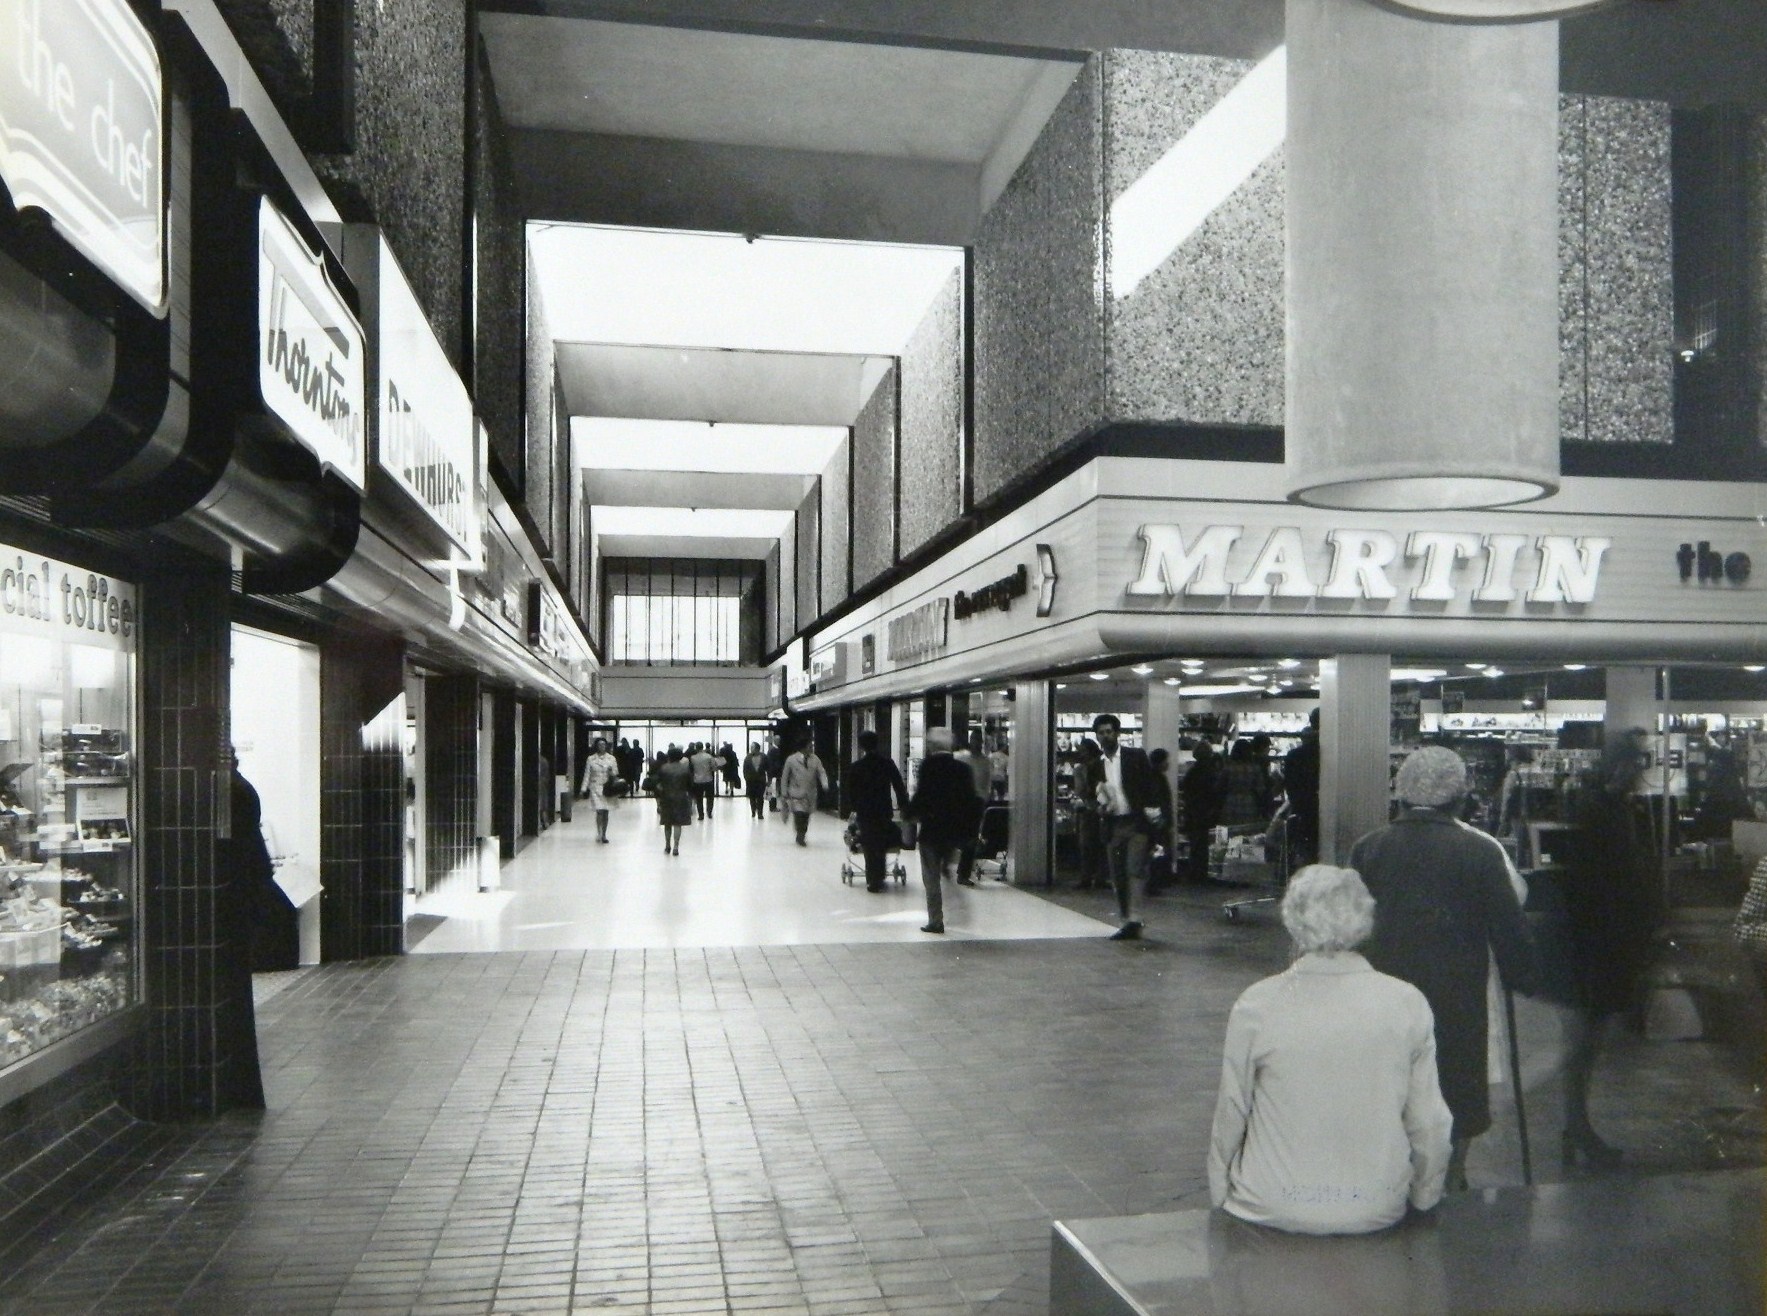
[1319,654,1392,863]
[1008,680,1053,887]
[1286,0,1560,510]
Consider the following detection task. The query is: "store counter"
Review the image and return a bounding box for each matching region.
[1051,1168,1763,1316]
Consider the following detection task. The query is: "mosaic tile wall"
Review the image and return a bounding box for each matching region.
[851,367,898,589]
[818,441,850,617]
[1103,50,1284,429]
[312,0,467,369]
[129,562,230,1119]
[897,269,965,558]
[472,39,528,487]
[423,675,479,894]
[320,635,406,962]
[971,60,1106,505]
[795,486,820,628]
[1561,96,1674,445]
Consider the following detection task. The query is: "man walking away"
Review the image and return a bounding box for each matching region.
[1089,713,1164,940]
[845,730,909,893]
[953,732,992,885]
[1282,709,1322,867]
[779,737,830,846]
[689,742,718,819]
[904,727,980,934]
[742,742,769,819]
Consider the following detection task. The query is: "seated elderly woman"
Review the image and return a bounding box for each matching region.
[1208,865,1453,1235]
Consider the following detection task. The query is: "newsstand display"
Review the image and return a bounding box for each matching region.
[0,548,137,1069]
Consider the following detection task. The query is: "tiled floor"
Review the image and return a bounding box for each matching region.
[0,811,1760,1315]
[408,799,1111,952]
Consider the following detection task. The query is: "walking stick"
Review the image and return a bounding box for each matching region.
[1504,985,1532,1186]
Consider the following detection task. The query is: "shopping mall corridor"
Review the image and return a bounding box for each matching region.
[0,810,1760,1314]
[406,798,1109,952]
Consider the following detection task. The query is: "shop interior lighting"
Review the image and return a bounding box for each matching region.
[1484,668,1506,678]
[1107,45,1287,298]
[1390,668,1448,682]
[1163,677,1181,686]
[1465,663,1489,670]
[1131,664,1154,676]
[1746,666,1765,674]
[1089,672,1111,681]
[1277,658,1301,669]
[1056,683,1069,689]
[1563,663,1587,671]
[1180,683,1268,697]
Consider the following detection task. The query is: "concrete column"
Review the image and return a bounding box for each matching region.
[1286,0,1560,510]
[1008,680,1052,887]
[1604,665,1659,744]
[1319,654,1392,863]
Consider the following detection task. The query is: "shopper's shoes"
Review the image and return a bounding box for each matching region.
[956,877,975,887]
[920,922,944,934]
[1108,921,1143,941]
[1444,1163,1470,1193]
[1562,1128,1623,1170]
[795,837,807,847]
[866,884,887,894]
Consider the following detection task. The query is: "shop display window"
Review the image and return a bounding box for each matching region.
[0,552,137,1071]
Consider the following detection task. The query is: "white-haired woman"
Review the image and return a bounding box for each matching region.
[1208,865,1452,1235]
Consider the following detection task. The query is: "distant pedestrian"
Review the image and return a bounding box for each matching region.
[1073,739,1105,889]
[764,733,786,817]
[904,727,980,934]
[779,738,829,846]
[720,743,741,796]
[689,743,718,819]
[1349,746,1536,1192]
[742,743,769,819]
[581,737,621,844]
[845,730,909,893]
[1179,739,1226,884]
[1145,747,1177,894]
[1087,713,1164,940]
[953,732,991,883]
[989,741,1010,799]
[1219,739,1273,830]
[654,746,694,855]
[1283,710,1322,866]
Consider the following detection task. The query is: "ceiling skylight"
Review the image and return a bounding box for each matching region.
[574,419,847,474]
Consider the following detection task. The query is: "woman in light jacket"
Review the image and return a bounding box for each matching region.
[779,737,830,847]
[1209,864,1452,1235]
[580,738,621,844]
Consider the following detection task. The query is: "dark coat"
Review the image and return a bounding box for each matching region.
[1179,754,1227,832]
[1561,786,1662,1014]
[845,752,908,823]
[905,752,981,849]
[1349,809,1537,1139]
[1085,745,1164,826]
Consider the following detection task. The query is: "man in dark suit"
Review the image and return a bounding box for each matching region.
[904,727,982,934]
[1087,713,1165,940]
[844,729,909,893]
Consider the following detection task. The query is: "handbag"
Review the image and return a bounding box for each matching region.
[898,818,918,848]
[603,776,629,798]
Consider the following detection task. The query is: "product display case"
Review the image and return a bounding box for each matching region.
[0,555,138,1072]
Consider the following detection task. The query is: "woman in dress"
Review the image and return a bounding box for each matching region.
[1209,864,1452,1234]
[653,745,694,855]
[581,738,621,844]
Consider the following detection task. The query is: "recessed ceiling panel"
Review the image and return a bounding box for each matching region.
[557,342,888,426]
[584,469,813,512]
[574,419,848,474]
[592,506,795,539]
[598,535,778,561]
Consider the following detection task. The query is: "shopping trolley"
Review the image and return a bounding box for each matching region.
[840,818,909,884]
[971,803,1011,881]
[1222,814,1293,920]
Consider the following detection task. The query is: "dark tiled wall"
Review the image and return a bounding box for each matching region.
[0,1057,152,1246]
[473,38,527,486]
[423,675,479,894]
[128,562,230,1119]
[896,270,964,558]
[320,635,405,962]
[818,440,850,617]
[312,0,467,368]
[764,543,782,655]
[795,486,820,629]
[850,367,898,589]
[492,692,516,860]
[971,59,1105,505]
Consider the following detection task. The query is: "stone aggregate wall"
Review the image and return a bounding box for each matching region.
[819,440,850,617]
[897,269,964,559]
[971,60,1106,505]
[851,367,898,589]
[473,39,528,486]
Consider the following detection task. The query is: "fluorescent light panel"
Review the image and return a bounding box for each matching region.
[1108,46,1286,299]
[574,418,847,474]
[591,506,795,538]
[529,225,963,356]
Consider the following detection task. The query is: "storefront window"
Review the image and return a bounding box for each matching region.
[0,552,137,1070]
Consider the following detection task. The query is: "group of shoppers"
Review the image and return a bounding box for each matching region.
[1211,737,1662,1234]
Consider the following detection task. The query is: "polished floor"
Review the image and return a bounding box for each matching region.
[409,797,1111,953]
[0,811,1759,1314]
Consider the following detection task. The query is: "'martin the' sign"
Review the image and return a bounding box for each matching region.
[1126,525,1610,605]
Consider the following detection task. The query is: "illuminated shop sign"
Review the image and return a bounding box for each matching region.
[953,565,1028,620]
[886,597,948,662]
[525,583,581,663]
[376,237,479,560]
[258,200,366,490]
[0,0,164,312]
[1126,524,1610,606]
[1676,540,1751,586]
[809,644,848,689]
[0,551,135,645]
